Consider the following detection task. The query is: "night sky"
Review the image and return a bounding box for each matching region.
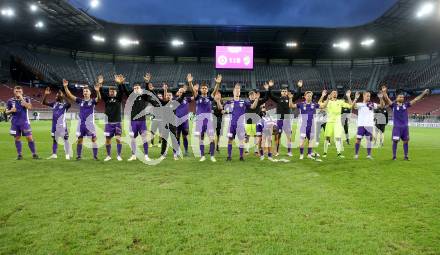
[70,0,398,27]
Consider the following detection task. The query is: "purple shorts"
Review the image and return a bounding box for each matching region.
[104,123,122,138]
[300,125,315,140]
[10,122,32,137]
[277,119,292,135]
[392,126,409,141]
[76,123,96,138]
[130,121,147,138]
[51,124,69,139]
[228,122,246,140]
[195,118,214,137]
[357,126,374,139]
[177,120,189,136]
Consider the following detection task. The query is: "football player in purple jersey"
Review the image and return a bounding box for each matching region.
[63,79,101,160]
[187,73,222,162]
[6,86,39,160]
[42,86,71,160]
[382,86,430,160]
[223,84,260,161]
[290,88,327,160]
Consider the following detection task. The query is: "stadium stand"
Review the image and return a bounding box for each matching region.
[1,45,439,96]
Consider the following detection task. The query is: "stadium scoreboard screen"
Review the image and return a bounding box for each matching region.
[215,46,254,70]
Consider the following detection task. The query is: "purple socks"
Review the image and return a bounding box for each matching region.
[15,140,22,156]
[117,143,122,156]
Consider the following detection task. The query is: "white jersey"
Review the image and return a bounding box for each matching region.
[356,102,377,127]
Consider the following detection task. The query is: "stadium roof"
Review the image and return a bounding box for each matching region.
[1,0,439,59]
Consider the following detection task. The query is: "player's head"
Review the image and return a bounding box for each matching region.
[176,89,183,97]
[248,90,256,100]
[330,90,338,100]
[147,82,154,91]
[304,91,313,102]
[83,87,91,99]
[200,82,208,96]
[259,103,266,116]
[133,84,142,94]
[13,86,23,98]
[363,91,371,102]
[56,90,65,101]
[157,93,163,100]
[165,92,173,101]
[396,91,405,103]
[108,87,117,97]
[233,83,241,98]
[281,85,288,97]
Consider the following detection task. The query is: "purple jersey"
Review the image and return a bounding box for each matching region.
[195,95,214,115]
[391,102,410,127]
[7,97,31,124]
[297,102,319,127]
[225,99,251,125]
[75,98,97,124]
[175,97,192,118]
[47,101,71,127]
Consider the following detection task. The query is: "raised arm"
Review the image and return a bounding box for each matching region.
[42,87,52,106]
[250,92,260,110]
[115,74,125,101]
[211,74,222,98]
[187,73,198,98]
[62,79,77,102]
[381,86,393,106]
[410,89,430,106]
[351,92,361,109]
[94,75,103,103]
[288,92,297,109]
[267,80,280,104]
[318,90,328,109]
[345,90,353,106]
[19,95,32,110]
[162,83,169,102]
[294,80,303,100]
[214,92,223,111]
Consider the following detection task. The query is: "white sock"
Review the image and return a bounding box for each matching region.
[324,140,329,154]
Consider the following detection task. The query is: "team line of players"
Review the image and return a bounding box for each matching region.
[5,73,430,162]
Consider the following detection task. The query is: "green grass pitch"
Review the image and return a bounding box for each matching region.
[0,121,439,254]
